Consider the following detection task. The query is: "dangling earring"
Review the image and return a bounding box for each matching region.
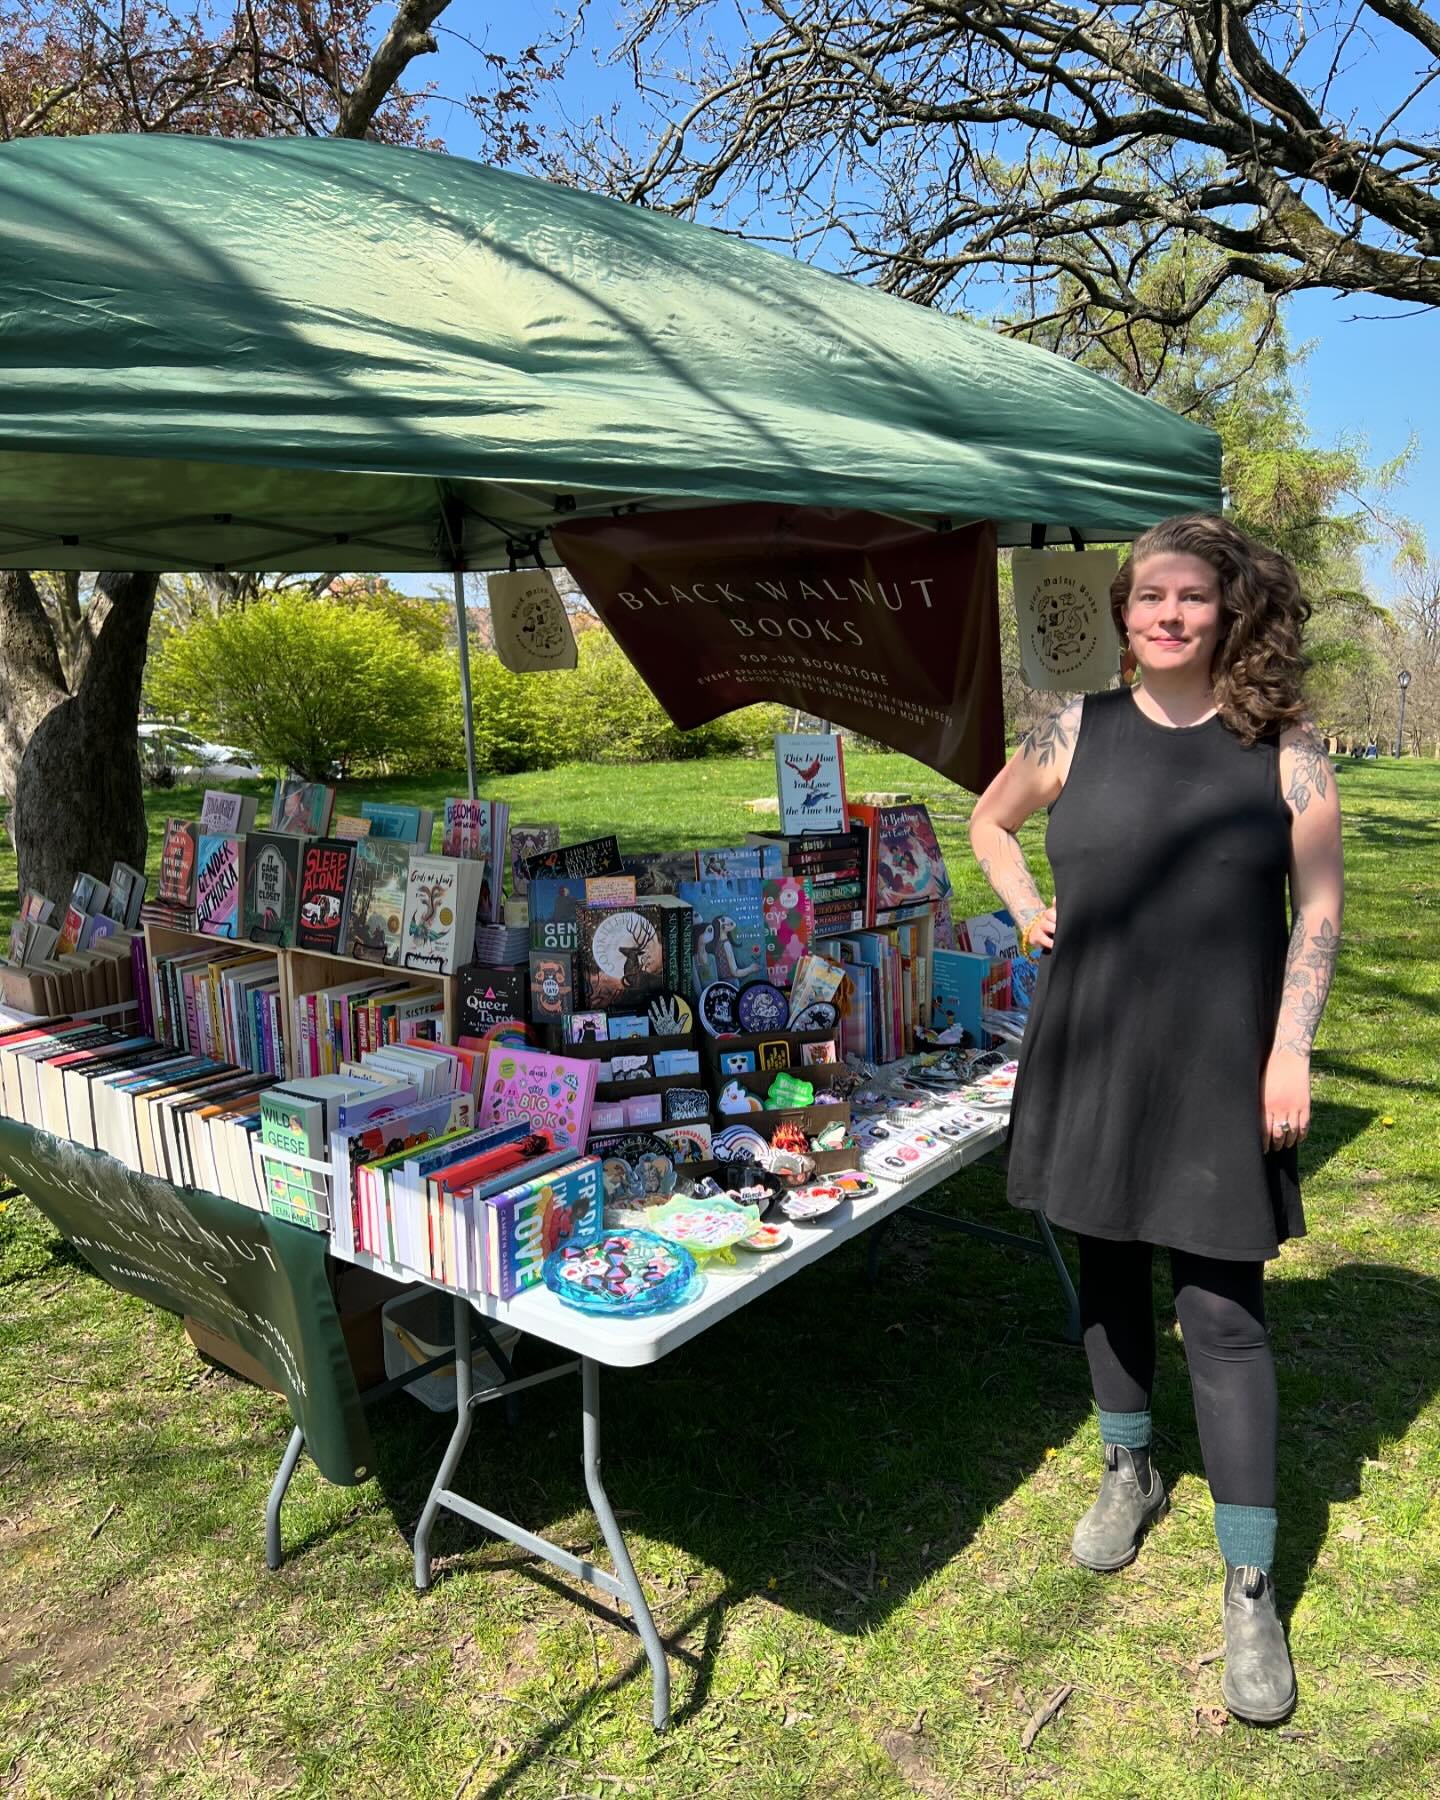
[1120,641,1139,686]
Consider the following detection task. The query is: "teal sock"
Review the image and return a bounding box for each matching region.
[1097,1408,1151,1450]
[1214,1503,1277,1572]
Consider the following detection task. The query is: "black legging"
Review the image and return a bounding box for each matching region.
[1077,1234,1277,1508]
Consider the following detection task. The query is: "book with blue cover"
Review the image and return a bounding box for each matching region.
[677,878,767,996]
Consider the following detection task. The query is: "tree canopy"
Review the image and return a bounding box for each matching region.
[568,1,1440,357]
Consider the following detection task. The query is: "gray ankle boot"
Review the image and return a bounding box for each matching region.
[1221,1564,1296,1724]
[1071,1444,1169,1572]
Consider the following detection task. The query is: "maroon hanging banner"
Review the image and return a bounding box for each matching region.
[552,507,1005,793]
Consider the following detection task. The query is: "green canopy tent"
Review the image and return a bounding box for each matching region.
[0,134,1222,786]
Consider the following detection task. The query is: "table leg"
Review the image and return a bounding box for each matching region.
[413,1295,475,1591]
[581,1357,671,1732]
[266,1425,305,1571]
[1034,1212,1081,1344]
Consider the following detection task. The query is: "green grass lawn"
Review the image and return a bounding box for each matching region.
[2,754,1438,1798]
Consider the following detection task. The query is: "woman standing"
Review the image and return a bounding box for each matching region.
[968,516,1343,1725]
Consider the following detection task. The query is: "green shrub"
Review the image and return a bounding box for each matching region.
[148,593,460,779]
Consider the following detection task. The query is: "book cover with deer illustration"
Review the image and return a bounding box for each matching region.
[775,733,848,834]
[295,839,357,956]
[575,903,667,1009]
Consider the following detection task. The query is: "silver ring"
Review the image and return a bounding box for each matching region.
[1278,1120,1291,1133]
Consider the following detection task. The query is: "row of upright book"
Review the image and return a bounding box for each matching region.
[0,1014,602,1300]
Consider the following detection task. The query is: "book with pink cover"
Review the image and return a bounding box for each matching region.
[476,1044,598,1153]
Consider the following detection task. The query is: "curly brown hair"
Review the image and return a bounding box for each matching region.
[1110,515,1311,744]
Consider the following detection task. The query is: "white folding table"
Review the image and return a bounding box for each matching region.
[267,1116,1078,1730]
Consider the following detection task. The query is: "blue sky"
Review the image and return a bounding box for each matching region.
[415,2,1437,601]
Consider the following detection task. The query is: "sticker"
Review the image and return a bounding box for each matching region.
[713,1123,769,1162]
[756,1039,791,1072]
[721,1049,757,1074]
[648,991,694,1036]
[699,981,740,1035]
[736,981,788,1033]
[788,1000,838,1032]
[718,1078,761,1116]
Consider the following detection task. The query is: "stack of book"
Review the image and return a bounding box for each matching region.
[747,829,866,937]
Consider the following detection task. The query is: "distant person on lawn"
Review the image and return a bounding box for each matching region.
[969,514,1344,1725]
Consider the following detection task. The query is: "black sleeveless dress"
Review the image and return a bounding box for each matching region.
[1005,687,1304,1261]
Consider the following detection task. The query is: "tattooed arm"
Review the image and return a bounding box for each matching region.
[967,697,1083,949]
[1263,723,1344,1150]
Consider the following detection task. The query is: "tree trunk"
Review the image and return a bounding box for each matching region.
[5,571,157,906]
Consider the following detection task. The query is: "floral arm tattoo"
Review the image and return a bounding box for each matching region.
[1276,912,1340,1056]
[975,699,1078,927]
[1275,722,1343,1055]
[1283,724,1330,816]
[978,833,1046,931]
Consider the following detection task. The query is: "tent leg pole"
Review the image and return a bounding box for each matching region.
[452,568,479,802]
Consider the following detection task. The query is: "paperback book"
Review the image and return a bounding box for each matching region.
[103,862,147,928]
[360,800,434,846]
[507,823,561,895]
[156,819,200,923]
[345,840,411,964]
[242,832,304,946]
[295,839,358,956]
[200,790,259,834]
[677,878,767,994]
[195,833,243,938]
[400,855,484,976]
[521,834,623,882]
[271,779,335,836]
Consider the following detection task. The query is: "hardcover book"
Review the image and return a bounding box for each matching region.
[849,801,953,919]
[295,838,357,956]
[677,878,767,995]
[476,1045,599,1153]
[344,839,411,964]
[360,800,434,847]
[527,876,584,954]
[158,819,199,912]
[575,904,668,1009]
[521,834,623,882]
[242,832,304,946]
[507,823,561,895]
[775,733,848,833]
[195,833,243,938]
[486,1157,603,1300]
[200,789,259,833]
[331,813,372,839]
[271,779,335,836]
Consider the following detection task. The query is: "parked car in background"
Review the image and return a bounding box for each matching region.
[139,723,262,786]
